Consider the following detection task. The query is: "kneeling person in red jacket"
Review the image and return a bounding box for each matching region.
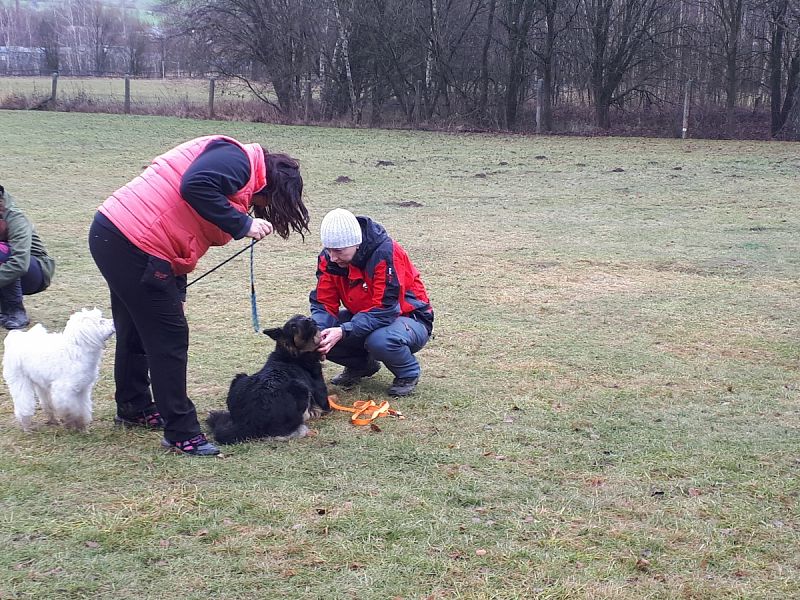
[311,209,433,397]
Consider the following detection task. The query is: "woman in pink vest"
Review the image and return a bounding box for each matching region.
[88,136,309,456]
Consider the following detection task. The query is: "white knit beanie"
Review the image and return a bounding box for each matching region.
[320,208,362,248]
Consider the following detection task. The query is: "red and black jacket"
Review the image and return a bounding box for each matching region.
[309,217,434,338]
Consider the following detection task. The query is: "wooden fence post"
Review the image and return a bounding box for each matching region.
[50,71,58,106]
[124,74,131,114]
[681,79,692,139]
[208,77,216,119]
[535,78,543,134]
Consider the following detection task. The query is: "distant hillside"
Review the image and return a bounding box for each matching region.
[15,1,162,25]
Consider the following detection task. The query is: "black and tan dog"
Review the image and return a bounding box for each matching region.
[207,315,330,444]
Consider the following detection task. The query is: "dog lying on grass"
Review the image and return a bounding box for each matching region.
[2,308,115,432]
[207,315,330,444]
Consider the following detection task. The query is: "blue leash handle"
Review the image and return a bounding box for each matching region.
[249,239,260,333]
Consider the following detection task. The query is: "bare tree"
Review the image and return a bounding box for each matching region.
[766,0,800,135]
[38,14,60,72]
[531,0,579,130]
[707,0,745,136]
[479,0,498,119]
[577,0,668,129]
[87,1,119,75]
[331,0,358,121]
[500,0,538,129]
[163,0,318,117]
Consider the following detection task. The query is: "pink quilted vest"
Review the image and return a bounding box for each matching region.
[98,135,267,275]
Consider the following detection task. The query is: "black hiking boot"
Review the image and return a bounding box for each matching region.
[2,306,29,330]
[330,360,381,388]
[388,376,419,397]
[115,407,165,429]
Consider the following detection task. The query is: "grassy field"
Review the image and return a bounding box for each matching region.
[0,76,211,102]
[0,110,798,599]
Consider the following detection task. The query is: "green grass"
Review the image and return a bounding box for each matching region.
[0,110,798,599]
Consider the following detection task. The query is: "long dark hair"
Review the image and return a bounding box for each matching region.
[254,151,310,240]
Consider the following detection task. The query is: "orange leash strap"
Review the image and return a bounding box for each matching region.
[328,395,403,426]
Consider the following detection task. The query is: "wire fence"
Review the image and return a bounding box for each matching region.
[0,73,788,139]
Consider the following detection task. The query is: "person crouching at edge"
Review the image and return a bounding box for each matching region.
[0,185,56,330]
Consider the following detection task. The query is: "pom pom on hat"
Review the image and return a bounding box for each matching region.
[320,208,362,248]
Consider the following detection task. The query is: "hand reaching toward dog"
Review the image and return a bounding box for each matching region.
[318,327,344,355]
[246,218,273,240]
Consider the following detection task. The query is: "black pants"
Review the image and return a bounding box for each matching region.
[89,214,200,442]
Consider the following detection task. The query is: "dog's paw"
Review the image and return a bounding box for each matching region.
[308,406,331,420]
[16,415,35,432]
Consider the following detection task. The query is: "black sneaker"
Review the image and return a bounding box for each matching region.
[2,307,29,330]
[330,360,381,388]
[161,433,220,456]
[115,409,165,429]
[388,376,419,397]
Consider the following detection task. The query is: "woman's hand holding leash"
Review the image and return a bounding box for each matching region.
[247,218,273,240]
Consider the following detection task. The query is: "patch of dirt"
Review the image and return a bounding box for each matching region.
[532,261,560,271]
[389,200,423,208]
[658,340,776,363]
[375,160,395,167]
[335,175,353,183]
[647,259,752,277]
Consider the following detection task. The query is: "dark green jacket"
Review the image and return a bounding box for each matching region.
[0,190,56,290]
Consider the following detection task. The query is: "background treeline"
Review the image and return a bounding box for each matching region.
[2,0,800,138]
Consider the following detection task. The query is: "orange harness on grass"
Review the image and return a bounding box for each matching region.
[327,395,404,426]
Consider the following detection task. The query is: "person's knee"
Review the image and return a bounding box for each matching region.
[364,329,401,358]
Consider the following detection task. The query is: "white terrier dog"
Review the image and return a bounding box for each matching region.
[3,308,115,432]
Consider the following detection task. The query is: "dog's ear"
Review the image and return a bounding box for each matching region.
[262,327,283,341]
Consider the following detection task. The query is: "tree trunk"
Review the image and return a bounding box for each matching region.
[725,50,738,137]
[542,61,553,131]
[332,0,358,122]
[721,0,744,138]
[479,0,497,120]
[769,0,788,136]
[778,50,800,134]
[504,0,536,130]
[541,6,556,131]
[594,93,611,129]
[505,44,525,129]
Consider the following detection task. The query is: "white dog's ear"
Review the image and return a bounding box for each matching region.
[263,327,282,341]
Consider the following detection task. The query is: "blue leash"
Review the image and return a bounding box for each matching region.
[185,238,262,332]
[249,238,260,333]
